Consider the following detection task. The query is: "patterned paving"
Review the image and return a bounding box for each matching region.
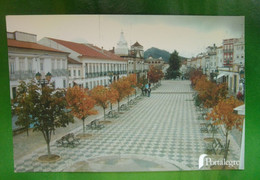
[14,80,241,172]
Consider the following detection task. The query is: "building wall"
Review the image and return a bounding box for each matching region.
[8,48,68,99]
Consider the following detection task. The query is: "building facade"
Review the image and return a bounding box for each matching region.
[38,37,128,89]
[8,31,69,99]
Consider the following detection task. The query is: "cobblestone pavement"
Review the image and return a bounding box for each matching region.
[14,80,241,172]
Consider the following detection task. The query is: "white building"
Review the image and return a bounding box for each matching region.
[8,31,69,99]
[216,46,224,68]
[38,37,128,89]
[233,37,245,66]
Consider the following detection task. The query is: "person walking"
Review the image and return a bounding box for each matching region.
[145,83,149,96]
[148,87,151,97]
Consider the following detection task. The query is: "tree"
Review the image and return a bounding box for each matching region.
[194,76,228,108]
[107,87,119,111]
[13,80,74,157]
[137,75,148,88]
[166,50,181,79]
[147,65,164,84]
[90,86,110,120]
[110,78,131,111]
[66,86,97,134]
[125,74,137,100]
[12,81,34,136]
[206,97,244,164]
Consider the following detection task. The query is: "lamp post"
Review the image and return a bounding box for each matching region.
[35,72,52,87]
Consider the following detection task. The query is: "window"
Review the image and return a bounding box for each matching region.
[62,60,65,69]
[9,59,15,74]
[73,70,76,76]
[51,59,55,70]
[63,79,66,88]
[40,59,44,71]
[28,58,33,72]
[85,82,88,89]
[12,87,17,99]
[78,70,81,76]
[19,58,25,71]
[69,70,71,77]
[241,55,244,58]
[57,60,61,69]
[85,63,88,73]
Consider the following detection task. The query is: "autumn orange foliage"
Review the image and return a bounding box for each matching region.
[206,96,244,131]
[147,65,164,84]
[110,77,132,111]
[91,85,110,110]
[194,75,228,108]
[90,85,119,119]
[206,96,244,160]
[66,86,97,133]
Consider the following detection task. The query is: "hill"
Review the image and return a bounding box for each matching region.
[144,47,187,62]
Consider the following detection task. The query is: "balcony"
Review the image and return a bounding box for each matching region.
[9,70,36,80]
[51,69,69,77]
[223,49,234,53]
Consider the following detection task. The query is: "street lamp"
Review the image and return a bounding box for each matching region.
[35,72,52,87]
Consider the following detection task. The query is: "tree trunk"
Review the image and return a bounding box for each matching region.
[26,128,29,136]
[223,131,229,169]
[118,100,120,112]
[110,103,112,111]
[46,130,51,157]
[103,108,106,121]
[128,95,129,105]
[83,118,85,134]
[47,141,51,157]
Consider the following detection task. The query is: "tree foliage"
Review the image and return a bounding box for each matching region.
[13,80,74,156]
[66,86,97,133]
[147,65,164,84]
[194,75,228,108]
[91,85,118,120]
[206,96,244,160]
[137,75,148,89]
[166,50,181,79]
[110,77,132,111]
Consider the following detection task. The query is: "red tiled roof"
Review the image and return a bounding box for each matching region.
[131,41,143,47]
[8,39,67,54]
[68,57,82,64]
[49,38,126,62]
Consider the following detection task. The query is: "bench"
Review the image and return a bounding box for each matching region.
[106,110,119,119]
[120,104,130,111]
[86,119,105,130]
[56,133,80,148]
[129,99,137,105]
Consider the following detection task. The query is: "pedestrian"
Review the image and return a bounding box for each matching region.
[141,86,145,96]
[145,83,148,95]
[148,87,151,97]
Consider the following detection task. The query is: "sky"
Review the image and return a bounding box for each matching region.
[6,15,244,58]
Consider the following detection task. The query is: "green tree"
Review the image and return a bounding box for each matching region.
[13,80,74,157]
[166,50,181,79]
[13,81,36,136]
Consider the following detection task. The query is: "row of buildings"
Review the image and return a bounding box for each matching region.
[8,31,166,99]
[180,37,245,95]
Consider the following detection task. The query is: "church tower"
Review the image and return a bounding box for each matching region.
[115,31,129,56]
